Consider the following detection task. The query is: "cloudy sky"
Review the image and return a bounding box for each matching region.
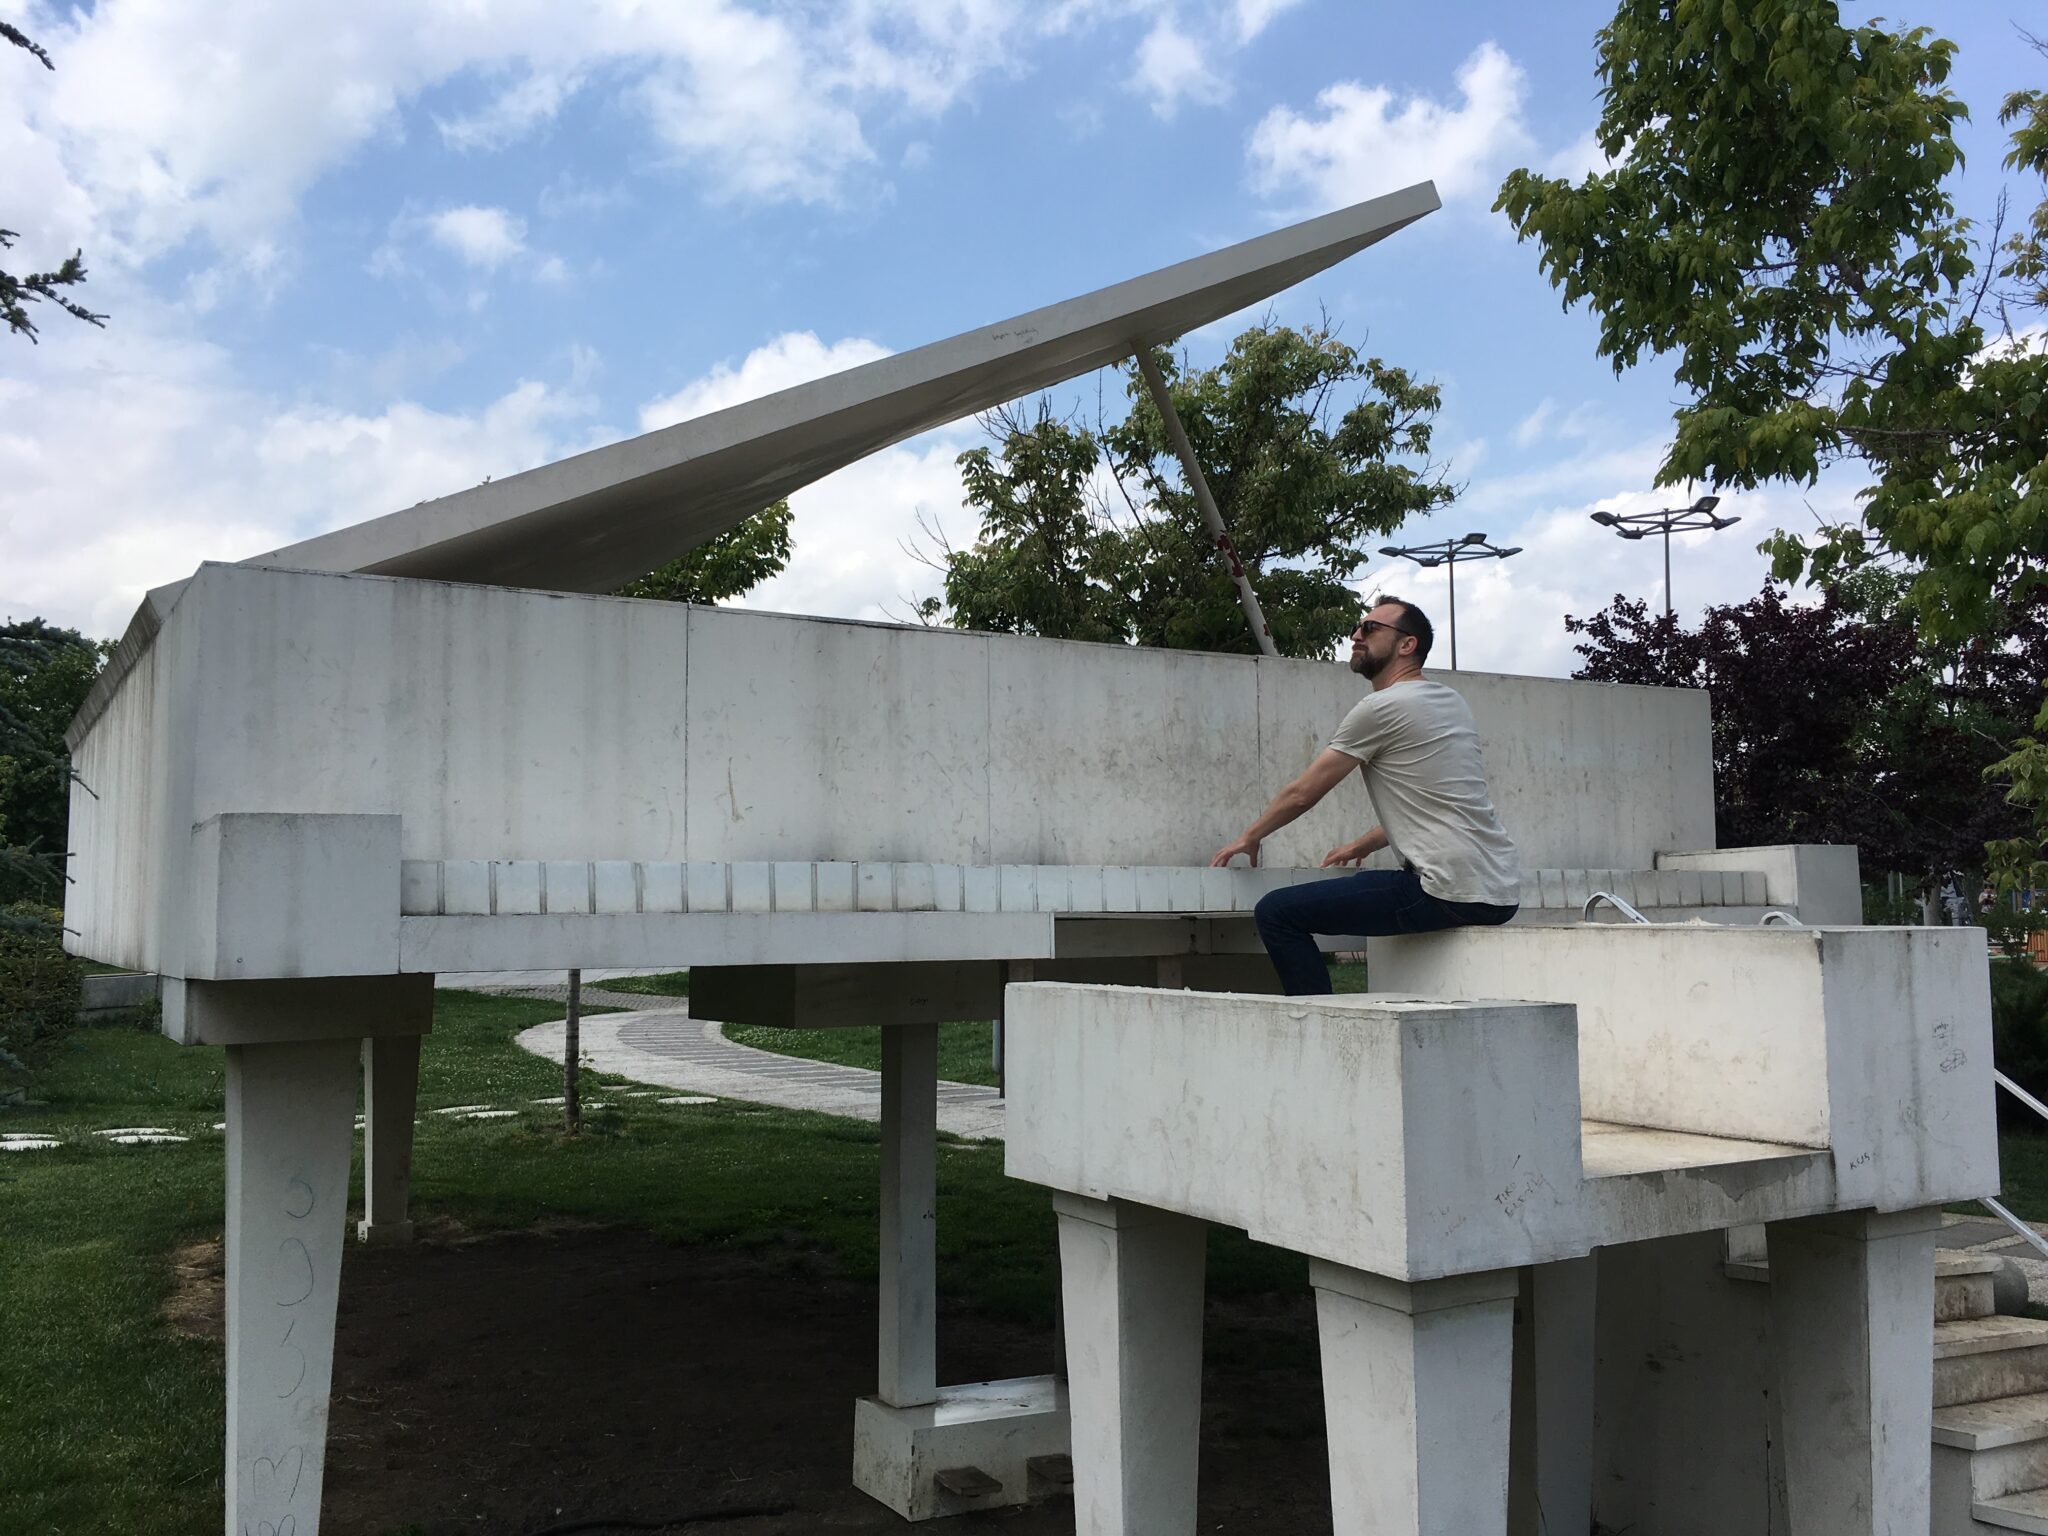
[2,1,2038,675]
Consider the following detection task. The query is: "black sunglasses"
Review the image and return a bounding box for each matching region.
[1355,618,1414,638]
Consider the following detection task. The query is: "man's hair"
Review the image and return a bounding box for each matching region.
[1375,594,1434,664]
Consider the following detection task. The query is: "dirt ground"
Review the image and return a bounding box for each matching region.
[174,1224,1336,1535]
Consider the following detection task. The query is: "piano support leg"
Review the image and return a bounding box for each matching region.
[1766,1206,1941,1535]
[224,1036,359,1536]
[1311,1261,1520,1536]
[854,1017,1069,1519]
[879,1020,940,1407]
[358,1033,422,1246]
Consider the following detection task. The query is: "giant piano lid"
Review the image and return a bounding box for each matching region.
[240,182,1439,597]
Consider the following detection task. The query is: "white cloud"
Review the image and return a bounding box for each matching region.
[1544,127,1621,181]
[1131,18,1228,118]
[1248,41,1532,210]
[0,303,598,639]
[639,332,894,430]
[738,429,977,624]
[1230,0,1302,44]
[5,0,1038,278]
[435,67,582,152]
[1350,439,1871,677]
[427,205,527,268]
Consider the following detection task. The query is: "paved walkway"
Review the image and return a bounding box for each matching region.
[506,988,1006,1141]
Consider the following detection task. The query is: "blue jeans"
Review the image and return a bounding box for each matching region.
[1253,868,1517,996]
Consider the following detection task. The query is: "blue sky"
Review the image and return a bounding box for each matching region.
[3,1,2041,674]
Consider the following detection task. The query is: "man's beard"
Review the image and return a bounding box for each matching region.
[1350,646,1388,679]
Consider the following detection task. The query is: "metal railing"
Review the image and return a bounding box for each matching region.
[1582,891,1651,924]
[1759,910,1802,925]
[1988,1071,2048,1260]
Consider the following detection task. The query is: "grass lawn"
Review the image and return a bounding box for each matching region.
[2,989,1304,1535]
[595,969,690,996]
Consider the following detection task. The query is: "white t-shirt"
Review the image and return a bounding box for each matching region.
[1326,679,1522,907]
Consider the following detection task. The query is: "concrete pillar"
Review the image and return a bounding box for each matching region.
[879,1021,939,1407]
[1054,1193,1207,1536]
[1311,1261,1520,1536]
[357,1033,421,1246]
[1766,1206,1941,1536]
[1508,1255,1597,1536]
[225,1037,360,1536]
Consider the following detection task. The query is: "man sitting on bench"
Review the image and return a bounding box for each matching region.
[1210,596,1521,995]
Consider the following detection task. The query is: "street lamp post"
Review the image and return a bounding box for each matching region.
[1377,532,1523,670]
[1588,495,1740,620]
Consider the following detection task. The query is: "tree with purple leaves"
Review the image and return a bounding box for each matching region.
[1567,578,2046,900]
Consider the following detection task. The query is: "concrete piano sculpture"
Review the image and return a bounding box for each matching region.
[62,178,1871,1532]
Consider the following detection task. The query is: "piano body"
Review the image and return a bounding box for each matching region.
[62,183,1858,1531]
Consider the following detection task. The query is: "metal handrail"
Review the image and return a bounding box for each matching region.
[1987,1072,2048,1260]
[1582,891,1651,924]
[1759,910,1802,925]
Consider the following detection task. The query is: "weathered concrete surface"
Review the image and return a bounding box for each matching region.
[67,563,1715,976]
[1005,987,1585,1281]
[1370,924,1996,1214]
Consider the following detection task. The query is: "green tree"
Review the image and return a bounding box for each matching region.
[614,499,793,604]
[0,618,104,915]
[1495,0,2048,886]
[923,321,1456,658]
[2,23,104,343]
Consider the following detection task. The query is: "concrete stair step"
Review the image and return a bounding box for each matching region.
[1976,1486,2048,1533]
[1936,1393,2048,1501]
[1937,1320,2048,1409]
[1724,1251,2000,1322]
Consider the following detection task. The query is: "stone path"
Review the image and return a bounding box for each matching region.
[503,987,1006,1141]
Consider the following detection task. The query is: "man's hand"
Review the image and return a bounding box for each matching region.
[1320,826,1388,868]
[1210,835,1260,867]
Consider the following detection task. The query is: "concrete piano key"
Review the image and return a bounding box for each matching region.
[1066,865,1105,915]
[857,863,896,913]
[1653,868,1687,909]
[1135,867,1175,913]
[1742,870,1770,906]
[1167,867,1206,912]
[897,863,939,912]
[1673,869,1705,908]
[1536,869,1566,909]
[593,860,639,915]
[641,861,685,914]
[731,862,774,914]
[1033,867,1070,913]
[686,862,729,913]
[543,861,592,915]
[1696,869,1726,907]
[964,866,1000,913]
[1101,866,1139,912]
[999,865,1037,913]
[400,860,441,916]
[930,864,964,913]
[442,859,491,916]
[1563,869,1592,911]
[494,861,542,916]
[1199,866,1234,913]
[817,862,858,913]
[773,862,816,913]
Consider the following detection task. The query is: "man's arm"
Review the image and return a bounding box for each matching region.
[1209,748,1362,867]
